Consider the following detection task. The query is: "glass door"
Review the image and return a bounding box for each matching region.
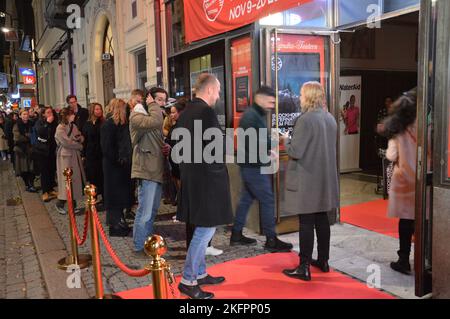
[415,0,437,297]
[262,28,335,233]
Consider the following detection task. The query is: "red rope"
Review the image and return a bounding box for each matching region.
[92,209,151,278]
[66,185,89,246]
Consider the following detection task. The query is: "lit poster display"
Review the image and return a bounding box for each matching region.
[271,34,326,135]
[231,36,252,129]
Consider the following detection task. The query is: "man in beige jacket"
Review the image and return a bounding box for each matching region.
[129,90,170,254]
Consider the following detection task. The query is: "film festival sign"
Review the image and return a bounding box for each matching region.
[184,0,312,43]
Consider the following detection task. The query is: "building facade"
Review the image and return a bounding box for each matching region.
[32,0,161,109]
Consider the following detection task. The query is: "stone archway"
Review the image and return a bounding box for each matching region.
[89,11,117,107]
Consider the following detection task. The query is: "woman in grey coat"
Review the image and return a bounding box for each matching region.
[281,82,339,281]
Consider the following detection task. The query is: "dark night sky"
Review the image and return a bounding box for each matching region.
[0,0,35,72]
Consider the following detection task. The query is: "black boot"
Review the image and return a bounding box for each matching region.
[311,259,330,273]
[230,230,257,246]
[390,252,411,275]
[283,261,311,281]
[265,237,293,253]
[178,283,214,299]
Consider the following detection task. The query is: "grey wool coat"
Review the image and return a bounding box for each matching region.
[284,108,339,216]
[55,123,86,201]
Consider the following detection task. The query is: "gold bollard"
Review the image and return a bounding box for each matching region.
[86,185,121,299]
[145,235,171,299]
[58,168,92,270]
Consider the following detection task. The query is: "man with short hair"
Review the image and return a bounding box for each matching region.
[66,95,89,134]
[176,73,232,299]
[230,86,293,253]
[149,87,168,109]
[129,89,169,253]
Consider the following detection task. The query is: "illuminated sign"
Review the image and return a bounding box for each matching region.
[24,76,36,85]
[19,68,35,76]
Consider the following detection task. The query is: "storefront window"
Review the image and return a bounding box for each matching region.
[338,0,420,26]
[260,0,330,28]
[338,0,381,26]
[136,49,147,90]
[190,64,227,131]
[166,0,188,54]
[383,0,419,13]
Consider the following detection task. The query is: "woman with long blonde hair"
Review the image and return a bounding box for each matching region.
[100,99,133,237]
[281,81,339,281]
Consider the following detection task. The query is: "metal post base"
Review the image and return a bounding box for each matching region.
[92,295,123,300]
[57,254,92,270]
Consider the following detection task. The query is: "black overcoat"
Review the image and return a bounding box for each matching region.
[176,98,233,227]
[100,118,132,210]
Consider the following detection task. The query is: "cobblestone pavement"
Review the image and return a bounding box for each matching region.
[0,161,49,299]
[43,184,269,297]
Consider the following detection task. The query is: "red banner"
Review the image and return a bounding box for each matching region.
[184,0,312,43]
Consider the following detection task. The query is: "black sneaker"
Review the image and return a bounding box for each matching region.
[264,237,293,253]
[197,275,225,286]
[109,225,131,237]
[390,260,411,275]
[178,283,214,299]
[230,231,257,246]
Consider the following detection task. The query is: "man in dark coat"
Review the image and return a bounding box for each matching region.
[176,73,232,299]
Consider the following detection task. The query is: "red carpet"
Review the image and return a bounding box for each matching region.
[341,200,399,238]
[117,253,395,299]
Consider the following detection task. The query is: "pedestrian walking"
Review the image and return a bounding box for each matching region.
[230,86,293,253]
[382,89,418,275]
[281,82,339,282]
[100,98,133,237]
[176,73,233,299]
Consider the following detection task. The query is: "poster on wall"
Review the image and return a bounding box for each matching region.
[271,34,326,136]
[231,36,252,128]
[190,66,226,131]
[340,76,362,172]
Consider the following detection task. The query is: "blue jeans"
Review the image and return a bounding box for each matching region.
[181,227,216,285]
[233,166,276,238]
[133,180,162,252]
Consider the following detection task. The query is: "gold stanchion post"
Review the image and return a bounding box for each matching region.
[86,184,121,299]
[58,168,92,270]
[145,235,171,299]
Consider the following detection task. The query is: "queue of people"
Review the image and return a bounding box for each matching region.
[0,74,418,300]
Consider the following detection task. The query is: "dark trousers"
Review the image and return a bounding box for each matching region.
[298,212,331,264]
[186,223,212,250]
[38,154,56,194]
[107,208,124,227]
[86,159,104,197]
[398,219,415,260]
[21,172,35,187]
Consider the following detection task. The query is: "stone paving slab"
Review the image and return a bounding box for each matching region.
[0,161,49,299]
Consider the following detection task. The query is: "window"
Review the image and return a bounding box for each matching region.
[103,22,114,56]
[132,1,138,19]
[136,49,147,90]
[260,0,330,28]
[383,0,419,13]
[338,0,381,26]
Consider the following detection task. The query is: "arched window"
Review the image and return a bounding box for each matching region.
[103,22,114,56]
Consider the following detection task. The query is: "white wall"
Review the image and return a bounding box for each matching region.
[341,24,418,72]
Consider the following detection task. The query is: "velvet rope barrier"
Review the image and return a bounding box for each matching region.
[91,209,151,278]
